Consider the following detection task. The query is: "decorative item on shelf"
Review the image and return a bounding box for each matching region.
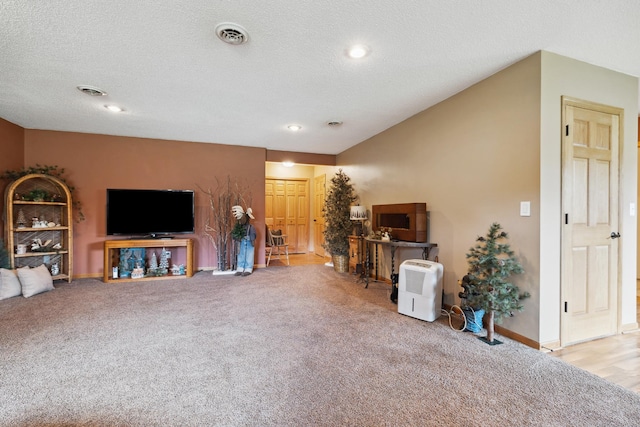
[50,263,59,276]
[146,250,169,277]
[350,205,367,236]
[31,217,52,228]
[31,238,54,252]
[159,248,170,274]
[131,260,145,279]
[119,265,130,279]
[380,226,393,241]
[171,264,186,275]
[16,244,27,255]
[119,248,146,278]
[16,209,27,228]
[25,188,50,202]
[149,252,158,270]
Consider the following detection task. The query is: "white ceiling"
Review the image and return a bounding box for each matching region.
[2,1,639,155]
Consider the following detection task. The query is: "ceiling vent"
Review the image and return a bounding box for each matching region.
[215,23,249,45]
[77,85,107,96]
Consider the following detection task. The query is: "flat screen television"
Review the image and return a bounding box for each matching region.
[106,189,195,237]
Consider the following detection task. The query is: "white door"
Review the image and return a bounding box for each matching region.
[561,97,621,346]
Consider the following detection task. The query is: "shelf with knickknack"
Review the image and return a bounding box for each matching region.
[4,174,73,282]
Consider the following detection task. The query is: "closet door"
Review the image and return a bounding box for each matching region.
[289,180,309,253]
[265,178,309,253]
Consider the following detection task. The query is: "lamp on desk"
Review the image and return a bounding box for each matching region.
[350,205,367,236]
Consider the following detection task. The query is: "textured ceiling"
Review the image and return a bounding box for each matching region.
[1,1,639,155]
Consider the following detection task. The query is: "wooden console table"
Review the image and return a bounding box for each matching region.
[364,238,437,301]
[103,238,194,283]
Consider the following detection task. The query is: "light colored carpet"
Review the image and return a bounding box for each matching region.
[1,264,639,426]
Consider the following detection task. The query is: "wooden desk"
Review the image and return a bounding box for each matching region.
[103,238,194,283]
[364,238,437,302]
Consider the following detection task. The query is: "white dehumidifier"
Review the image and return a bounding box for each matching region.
[398,259,443,322]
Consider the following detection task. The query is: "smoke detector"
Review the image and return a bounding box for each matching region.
[77,85,107,96]
[215,23,249,45]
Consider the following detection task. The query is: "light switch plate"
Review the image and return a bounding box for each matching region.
[520,201,530,217]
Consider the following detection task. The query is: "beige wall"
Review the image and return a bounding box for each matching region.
[338,51,639,346]
[539,51,639,344]
[20,130,267,276]
[339,53,542,342]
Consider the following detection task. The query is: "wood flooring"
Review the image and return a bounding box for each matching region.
[286,253,640,394]
[549,329,640,394]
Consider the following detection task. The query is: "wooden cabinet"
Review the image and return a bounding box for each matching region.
[102,239,193,283]
[349,235,363,274]
[4,174,73,282]
[103,238,194,283]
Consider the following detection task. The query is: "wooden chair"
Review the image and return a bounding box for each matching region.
[266,226,290,266]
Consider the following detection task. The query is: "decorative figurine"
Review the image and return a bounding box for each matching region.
[16,209,27,228]
[231,205,256,276]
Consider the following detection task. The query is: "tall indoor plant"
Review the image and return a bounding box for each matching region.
[322,169,358,272]
[462,222,529,344]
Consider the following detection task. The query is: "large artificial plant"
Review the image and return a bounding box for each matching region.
[200,176,251,272]
[322,169,358,259]
[462,222,529,344]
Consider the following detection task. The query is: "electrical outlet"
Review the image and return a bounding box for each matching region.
[520,201,530,217]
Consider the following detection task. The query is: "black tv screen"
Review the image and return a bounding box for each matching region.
[106,189,195,237]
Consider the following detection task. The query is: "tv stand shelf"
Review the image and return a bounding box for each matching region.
[103,238,194,283]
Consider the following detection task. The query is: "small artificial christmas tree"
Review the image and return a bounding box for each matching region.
[463,222,529,345]
[150,252,158,270]
[158,248,169,275]
[160,248,169,269]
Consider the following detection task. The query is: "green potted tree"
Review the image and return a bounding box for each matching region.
[463,222,529,345]
[322,169,358,272]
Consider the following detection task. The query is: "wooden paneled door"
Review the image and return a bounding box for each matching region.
[265,178,309,253]
[561,97,622,346]
[314,174,326,257]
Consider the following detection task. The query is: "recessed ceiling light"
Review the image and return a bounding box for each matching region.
[347,45,369,59]
[104,105,124,113]
[287,124,302,131]
[77,85,107,96]
[282,161,295,167]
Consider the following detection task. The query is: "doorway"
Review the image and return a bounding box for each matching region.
[265,178,309,253]
[561,97,622,346]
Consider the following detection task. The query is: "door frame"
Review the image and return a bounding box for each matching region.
[560,96,624,346]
